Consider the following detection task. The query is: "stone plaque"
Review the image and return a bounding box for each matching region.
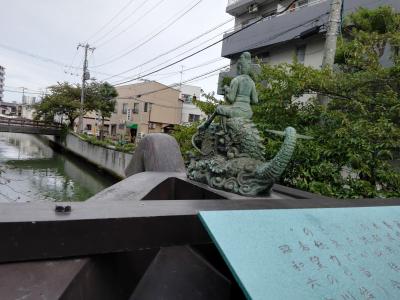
[199,207,400,300]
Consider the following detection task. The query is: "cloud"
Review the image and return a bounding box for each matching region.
[1,0,233,102]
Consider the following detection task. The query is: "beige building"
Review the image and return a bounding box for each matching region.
[79,111,111,137]
[109,81,182,141]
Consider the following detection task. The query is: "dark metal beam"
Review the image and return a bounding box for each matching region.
[1,197,400,264]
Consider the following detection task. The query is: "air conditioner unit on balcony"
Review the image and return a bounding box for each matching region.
[248,4,258,13]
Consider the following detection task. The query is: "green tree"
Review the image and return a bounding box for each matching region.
[34,82,117,135]
[192,92,223,116]
[254,6,400,198]
[34,82,95,128]
[88,82,118,140]
[172,6,400,198]
[172,92,224,161]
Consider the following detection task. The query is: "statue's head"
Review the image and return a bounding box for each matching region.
[237,52,252,75]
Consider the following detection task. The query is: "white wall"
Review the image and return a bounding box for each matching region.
[47,133,133,178]
[179,84,205,124]
[268,36,324,67]
[267,36,325,102]
[20,105,36,120]
[180,84,201,99]
[181,103,206,124]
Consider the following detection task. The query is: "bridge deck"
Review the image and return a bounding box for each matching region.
[0,117,63,135]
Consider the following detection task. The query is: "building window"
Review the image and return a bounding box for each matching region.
[111,124,117,135]
[118,123,125,129]
[144,102,149,112]
[262,9,277,19]
[86,124,92,130]
[133,103,139,114]
[297,0,309,8]
[122,103,128,114]
[188,114,200,123]
[256,52,270,63]
[181,94,193,103]
[296,45,306,64]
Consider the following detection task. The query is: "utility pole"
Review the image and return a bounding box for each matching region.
[318,0,343,106]
[147,103,153,133]
[179,65,184,91]
[179,65,184,124]
[77,43,95,133]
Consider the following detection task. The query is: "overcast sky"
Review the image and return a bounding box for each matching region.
[1,0,234,102]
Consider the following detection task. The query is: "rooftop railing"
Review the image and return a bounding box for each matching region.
[227,0,242,6]
[225,0,327,34]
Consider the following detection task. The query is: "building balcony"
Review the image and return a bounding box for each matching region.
[222,0,330,58]
[226,0,272,16]
[222,0,400,58]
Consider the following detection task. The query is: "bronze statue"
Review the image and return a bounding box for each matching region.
[188,52,298,196]
[198,52,257,131]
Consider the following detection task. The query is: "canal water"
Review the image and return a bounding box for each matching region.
[0,132,118,203]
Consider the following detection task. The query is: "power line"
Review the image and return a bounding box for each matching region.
[118,64,229,101]
[4,85,44,93]
[97,17,232,75]
[109,29,228,83]
[4,89,43,95]
[104,65,227,112]
[92,0,148,45]
[0,41,142,83]
[111,0,299,86]
[93,0,203,67]
[96,0,167,48]
[148,57,224,79]
[101,18,232,81]
[0,42,76,70]
[85,0,137,42]
[65,48,80,74]
[246,13,328,50]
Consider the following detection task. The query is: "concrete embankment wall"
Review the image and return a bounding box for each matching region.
[44,133,132,178]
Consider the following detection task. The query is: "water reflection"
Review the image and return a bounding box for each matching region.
[0,133,118,202]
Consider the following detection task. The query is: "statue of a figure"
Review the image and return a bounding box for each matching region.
[188,52,298,197]
[198,52,257,131]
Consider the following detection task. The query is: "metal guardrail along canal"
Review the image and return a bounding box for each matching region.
[0,116,62,135]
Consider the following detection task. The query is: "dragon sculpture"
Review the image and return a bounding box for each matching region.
[187,52,299,196]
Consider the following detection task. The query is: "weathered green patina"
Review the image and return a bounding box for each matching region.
[188,52,298,196]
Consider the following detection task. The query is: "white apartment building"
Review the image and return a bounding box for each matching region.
[179,84,206,124]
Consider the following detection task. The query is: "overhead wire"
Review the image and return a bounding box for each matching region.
[246,13,329,50]
[148,57,225,79]
[0,42,78,70]
[118,63,230,102]
[85,0,138,42]
[114,32,228,82]
[110,0,300,86]
[97,17,233,76]
[64,48,80,74]
[4,85,43,93]
[92,0,148,46]
[4,89,44,95]
[102,20,232,82]
[96,0,167,48]
[93,0,203,67]
[0,41,148,83]
[0,41,150,84]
